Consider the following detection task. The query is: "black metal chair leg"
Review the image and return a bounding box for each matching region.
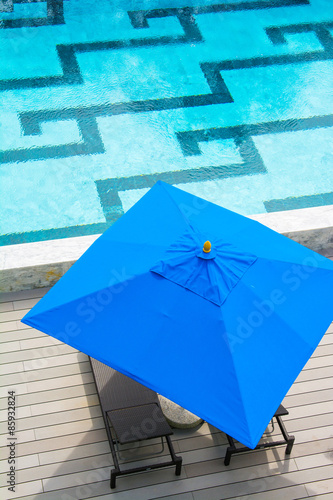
[224,434,236,465]
[276,414,295,455]
[165,435,182,476]
[110,470,117,489]
[224,447,232,466]
[175,456,182,475]
[286,436,295,455]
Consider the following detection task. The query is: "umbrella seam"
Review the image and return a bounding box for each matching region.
[158,181,198,234]
[219,304,253,444]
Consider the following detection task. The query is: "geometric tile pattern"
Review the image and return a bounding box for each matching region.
[265,191,333,211]
[0,0,66,29]
[2,17,332,164]
[1,0,332,245]
[97,114,333,222]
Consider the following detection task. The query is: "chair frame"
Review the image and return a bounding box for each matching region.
[89,357,182,488]
[224,404,295,465]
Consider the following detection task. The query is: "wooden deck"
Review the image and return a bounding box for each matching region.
[0,286,332,500]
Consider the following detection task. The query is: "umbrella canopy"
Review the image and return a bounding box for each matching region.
[22,181,333,448]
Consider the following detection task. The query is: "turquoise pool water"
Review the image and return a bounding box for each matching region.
[0,0,332,245]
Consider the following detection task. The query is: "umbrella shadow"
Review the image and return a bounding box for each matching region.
[38,358,319,500]
[40,358,183,498]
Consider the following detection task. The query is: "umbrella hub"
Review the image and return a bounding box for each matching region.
[198,240,217,260]
[203,241,211,253]
[150,230,257,306]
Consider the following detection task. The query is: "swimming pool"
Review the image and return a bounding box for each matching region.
[1,0,332,246]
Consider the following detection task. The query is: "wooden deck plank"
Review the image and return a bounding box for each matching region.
[6,382,97,407]
[312,344,333,357]
[0,320,29,333]
[23,352,88,371]
[191,466,333,500]
[303,354,333,370]
[0,427,35,442]
[284,388,333,408]
[0,383,29,398]
[295,452,333,470]
[0,480,43,498]
[42,459,297,498]
[0,360,24,375]
[11,481,110,500]
[289,425,333,443]
[26,371,95,392]
[42,465,113,493]
[1,343,78,364]
[15,428,108,456]
[213,485,308,500]
[0,454,39,474]
[0,328,45,343]
[284,413,332,432]
[0,404,32,422]
[34,416,105,440]
[19,336,65,350]
[0,361,91,387]
[196,485,309,500]
[319,333,333,345]
[0,309,30,323]
[302,494,333,500]
[295,366,333,383]
[17,454,113,484]
[10,404,101,432]
[283,400,333,419]
[151,494,195,500]
[305,478,333,496]
[0,301,14,313]
[0,340,21,353]
[184,446,292,478]
[13,298,40,311]
[184,436,333,472]
[287,377,333,395]
[38,441,110,466]
[30,394,99,416]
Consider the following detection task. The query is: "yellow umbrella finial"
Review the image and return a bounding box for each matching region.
[203,241,211,253]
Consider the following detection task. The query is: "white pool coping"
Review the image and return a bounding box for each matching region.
[1,205,332,293]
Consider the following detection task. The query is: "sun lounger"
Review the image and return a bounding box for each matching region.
[224,404,295,465]
[89,357,182,488]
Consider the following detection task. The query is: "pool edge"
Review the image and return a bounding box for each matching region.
[1,205,332,293]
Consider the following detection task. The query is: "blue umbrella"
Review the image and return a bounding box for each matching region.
[22,181,333,448]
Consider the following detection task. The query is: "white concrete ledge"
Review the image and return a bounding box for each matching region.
[250,205,333,257]
[1,205,332,293]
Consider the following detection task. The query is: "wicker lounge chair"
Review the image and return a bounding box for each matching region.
[224,404,295,465]
[90,357,182,488]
